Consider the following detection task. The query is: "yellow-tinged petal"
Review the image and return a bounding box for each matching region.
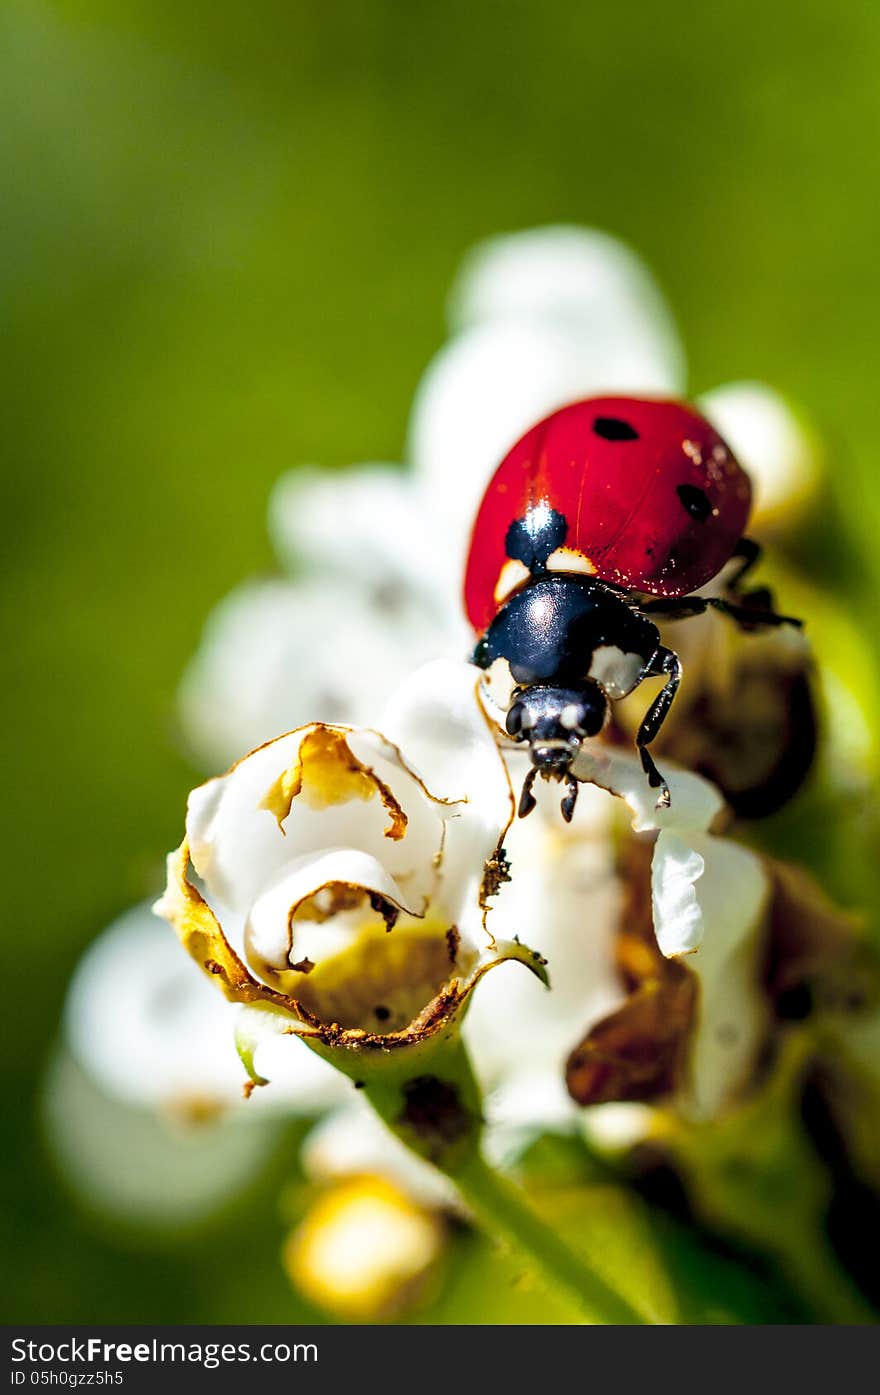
[154,840,295,1012]
[259,726,407,839]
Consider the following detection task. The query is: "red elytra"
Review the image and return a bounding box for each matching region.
[463,396,752,633]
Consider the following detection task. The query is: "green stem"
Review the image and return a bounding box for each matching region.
[358,1038,644,1323]
[452,1149,646,1325]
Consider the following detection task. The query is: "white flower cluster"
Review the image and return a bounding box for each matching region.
[47,225,820,1226]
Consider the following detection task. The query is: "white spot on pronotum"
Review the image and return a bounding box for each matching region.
[560,704,581,730]
[589,645,645,699]
[479,657,518,735]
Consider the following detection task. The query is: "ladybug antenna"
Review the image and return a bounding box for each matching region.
[518,767,538,819]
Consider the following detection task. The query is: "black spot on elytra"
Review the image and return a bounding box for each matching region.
[676,483,713,522]
[374,1004,391,1022]
[505,506,568,573]
[593,416,639,441]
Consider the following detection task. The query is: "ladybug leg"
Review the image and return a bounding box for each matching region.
[724,538,783,612]
[636,646,681,808]
[640,596,709,620]
[560,772,579,823]
[726,536,762,591]
[518,766,539,819]
[642,594,802,629]
[704,596,803,629]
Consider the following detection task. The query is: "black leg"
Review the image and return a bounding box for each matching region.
[642,594,802,629]
[636,646,681,808]
[560,772,579,823]
[709,595,803,628]
[726,536,762,590]
[641,596,709,621]
[724,537,781,611]
[518,766,538,818]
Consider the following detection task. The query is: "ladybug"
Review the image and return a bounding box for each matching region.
[465,396,803,821]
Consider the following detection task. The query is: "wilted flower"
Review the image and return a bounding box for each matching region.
[156,660,550,1173]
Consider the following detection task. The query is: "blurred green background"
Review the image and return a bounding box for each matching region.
[3,0,879,1322]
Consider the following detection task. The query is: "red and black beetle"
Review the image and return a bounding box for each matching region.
[464,396,802,821]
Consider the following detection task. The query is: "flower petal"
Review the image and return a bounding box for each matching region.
[64,903,247,1110]
[653,832,768,963]
[566,967,696,1107]
[243,848,423,982]
[185,725,447,923]
[154,841,288,1009]
[467,783,625,1108]
[268,464,451,600]
[233,1003,349,1110]
[698,381,820,531]
[660,835,772,1118]
[448,224,685,388]
[570,743,725,834]
[42,1048,282,1228]
[178,575,461,770]
[380,659,514,929]
[651,832,707,958]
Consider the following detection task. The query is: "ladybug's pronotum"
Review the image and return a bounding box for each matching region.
[464,396,802,821]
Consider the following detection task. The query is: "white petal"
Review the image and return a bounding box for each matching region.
[244,848,421,975]
[652,832,767,965]
[571,743,725,833]
[651,832,707,958]
[42,1049,281,1228]
[380,659,513,929]
[186,727,446,927]
[178,576,462,770]
[466,785,625,1130]
[698,381,820,530]
[481,1071,577,1166]
[302,1100,457,1210]
[579,1102,655,1152]
[64,903,247,1109]
[672,838,771,1117]
[409,319,684,589]
[268,464,449,599]
[448,225,685,386]
[234,1004,351,1113]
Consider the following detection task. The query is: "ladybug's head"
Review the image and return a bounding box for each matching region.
[506,680,607,822]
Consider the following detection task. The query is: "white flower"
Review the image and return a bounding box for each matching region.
[156,662,546,1131]
[63,225,826,1214]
